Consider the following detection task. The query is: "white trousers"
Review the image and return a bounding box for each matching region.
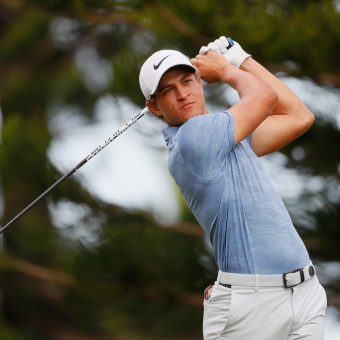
[203,276,327,340]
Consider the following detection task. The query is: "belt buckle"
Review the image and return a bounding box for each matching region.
[283,268,305,288]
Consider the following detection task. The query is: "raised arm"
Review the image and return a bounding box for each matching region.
[191,52,278,144]
[199,36,315,156]
[240,57,315,156]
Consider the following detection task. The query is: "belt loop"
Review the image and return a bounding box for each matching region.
[255,274,259,292]
[217,270,222,283]
[299,268,305,283]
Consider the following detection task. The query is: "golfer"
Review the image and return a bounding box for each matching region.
[139,36,327,339]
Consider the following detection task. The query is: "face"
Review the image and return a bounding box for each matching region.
[147,67,208,126]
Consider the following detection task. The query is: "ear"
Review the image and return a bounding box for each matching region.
[146,100,163,119]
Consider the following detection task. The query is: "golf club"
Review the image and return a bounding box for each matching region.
[0,107,148,234]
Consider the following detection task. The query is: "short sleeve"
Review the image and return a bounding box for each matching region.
[177,111,235,179]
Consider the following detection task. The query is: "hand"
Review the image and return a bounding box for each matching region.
[199,36,232,55]
[191,51,236,84]
[199,36,251,68]
[204,284,213,300]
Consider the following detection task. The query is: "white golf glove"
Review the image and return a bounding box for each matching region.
[199,36,251,68]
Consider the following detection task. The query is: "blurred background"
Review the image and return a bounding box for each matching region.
[0,0,340,339]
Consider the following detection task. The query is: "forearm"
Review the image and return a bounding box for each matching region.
[242,58,315,155]
[199,35,313,125]
[192,51,271,100]
[192,51,278,144]
[199,54,277,116]
[222,66,275,105]
[240,57,314,124]
[220,64,278,144]
[197,36,315,154]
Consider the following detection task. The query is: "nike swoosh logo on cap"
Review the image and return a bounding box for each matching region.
[153,55,170,70]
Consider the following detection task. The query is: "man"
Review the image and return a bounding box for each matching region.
[139,36,327,339]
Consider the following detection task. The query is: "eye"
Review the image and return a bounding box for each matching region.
[162,87,174,95]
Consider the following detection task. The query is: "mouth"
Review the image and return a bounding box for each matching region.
[180,102,195,110]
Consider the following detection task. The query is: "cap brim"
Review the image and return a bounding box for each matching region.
[150,64,196,98]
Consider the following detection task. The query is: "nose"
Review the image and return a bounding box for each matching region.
[176,85,189,100]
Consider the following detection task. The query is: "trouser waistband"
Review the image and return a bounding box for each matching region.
[217,263,315,288]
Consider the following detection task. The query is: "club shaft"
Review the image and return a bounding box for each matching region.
[0,159,86,234]
[0,108,147,234]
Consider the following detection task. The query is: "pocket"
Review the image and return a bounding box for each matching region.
[308,279,327,313]
[293,277,328,323]
[203,284,214,302]
[203,283,232,340]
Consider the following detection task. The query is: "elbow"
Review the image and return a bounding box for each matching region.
[305,109,315,128]
[299,106,315,133]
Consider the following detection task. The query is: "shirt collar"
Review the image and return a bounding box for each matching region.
[162,126,179,145]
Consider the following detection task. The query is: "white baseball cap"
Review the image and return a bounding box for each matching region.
[139,49,196,100]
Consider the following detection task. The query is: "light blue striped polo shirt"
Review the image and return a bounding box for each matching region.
[162,111,310,274]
